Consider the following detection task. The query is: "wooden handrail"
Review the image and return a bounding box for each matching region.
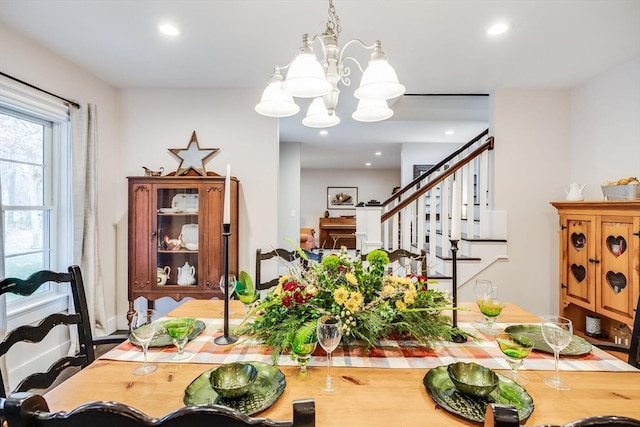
[381,136,494,223]
[382,128,489,206]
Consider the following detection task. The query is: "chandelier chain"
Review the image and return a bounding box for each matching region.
[327,0,341,35]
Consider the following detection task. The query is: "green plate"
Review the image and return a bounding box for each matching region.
[183,362,286,416]
[423,365,534,423]
[130,319,205,347]
[504,324,592,356]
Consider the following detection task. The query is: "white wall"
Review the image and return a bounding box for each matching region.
[300,168,400,245]
[457,89,572,317]
[570,57,640,199]
[117,89,279,321]
[278,142,301,248]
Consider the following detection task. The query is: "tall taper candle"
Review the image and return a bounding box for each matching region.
[450,179,461,240]
[223,164,231,224]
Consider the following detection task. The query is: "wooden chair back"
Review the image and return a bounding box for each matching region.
[358,248,428,277]
[484,404,640,427]
[255,248,299,291]
[3,393,315,427]
[0,266,122,398]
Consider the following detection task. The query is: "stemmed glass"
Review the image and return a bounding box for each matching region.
[474,280,496,324]
[219,274,237,315]
[317,315,342,392]
[476,296,505,334]
[130,308,158,376]
[291,340,318,375]
[164,317,196,360]
[495,333,535,385]
[237,288,260,314]
[541,316,573,390]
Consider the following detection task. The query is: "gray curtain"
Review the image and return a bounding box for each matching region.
[71,104,107,336]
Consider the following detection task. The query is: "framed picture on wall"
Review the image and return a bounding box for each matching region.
[327,187,358,209]
[413,164,434,179]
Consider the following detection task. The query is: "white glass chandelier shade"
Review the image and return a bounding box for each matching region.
[354,56,406,100]
[281,50,332,98]
[254,72,300,117]
[352,98,393,122]
[302,97,340,128]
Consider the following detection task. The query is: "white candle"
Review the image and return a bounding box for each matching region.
[451,179,461,240]
[223,164,231,224]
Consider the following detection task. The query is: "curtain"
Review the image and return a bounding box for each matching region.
[0,174,8,395]
[71,104,107,336]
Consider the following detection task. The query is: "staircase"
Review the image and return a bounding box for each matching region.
[356,129,508,294]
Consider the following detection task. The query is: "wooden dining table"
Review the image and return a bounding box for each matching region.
[44,300,640,426]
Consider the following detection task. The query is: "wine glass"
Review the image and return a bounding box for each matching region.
[219,274,237,315]
[495,333,535,385]
[291,340,318,375]
[237,288,260,314]
[474,280,496,324]
[317,315,342,392]
[130,308,158,376]
[541,316,573,390]
[476,296,505,334]
[164,317,196,360]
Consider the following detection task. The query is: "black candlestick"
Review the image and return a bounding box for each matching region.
[214,223,238,345]
[449,239,467,343]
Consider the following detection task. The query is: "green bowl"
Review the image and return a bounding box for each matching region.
[209,363,258,398]
[447,362,499,397]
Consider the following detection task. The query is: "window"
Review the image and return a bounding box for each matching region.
[0,82,72,318]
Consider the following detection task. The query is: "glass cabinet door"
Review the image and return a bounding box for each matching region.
[156,187,200,287]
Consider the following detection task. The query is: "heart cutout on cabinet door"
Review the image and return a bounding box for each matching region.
[606,271,627,294]
[571,264,586,283]
[571,233,586,251]
[606,235,626,257]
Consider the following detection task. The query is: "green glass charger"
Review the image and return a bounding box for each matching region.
[183,362,286,416]
[130,319,205,347]
[423,365,534,423]
[504,324,592,356]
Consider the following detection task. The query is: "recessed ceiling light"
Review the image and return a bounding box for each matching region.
[445,130,454,135]
[365,162,372,166]
[159,24,180,36]
[319,130,328,136]
[487,22,509,35]
[375,151,382,156]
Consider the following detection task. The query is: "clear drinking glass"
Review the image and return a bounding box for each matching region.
[219,274,237,315]
[474,280,496,324]
[541,315,573,390]
[476,296,505,334]
[317,315,342,392]
[495,333,535,385]
[237,288,260,314]
[130,308,158,376]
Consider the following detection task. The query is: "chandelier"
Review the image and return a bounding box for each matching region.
[254,0,405,128]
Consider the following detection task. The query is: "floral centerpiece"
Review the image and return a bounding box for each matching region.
[236,247,468,362]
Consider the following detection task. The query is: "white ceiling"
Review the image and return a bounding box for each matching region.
[1,0,638,168]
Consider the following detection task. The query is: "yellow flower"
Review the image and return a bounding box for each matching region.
[273,283,283,296]
[344,298,360,313]
[306,284,317,295]
[350,291,364,307]
[403,292,415,305]
[383,284,395,294]
[345,272,358,286]
[334,287,349,305]
[278,275,290,286]
[395,300,406,310]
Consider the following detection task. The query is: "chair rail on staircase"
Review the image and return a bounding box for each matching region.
[375,129,494,277]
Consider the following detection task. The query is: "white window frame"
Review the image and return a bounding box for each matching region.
[1,79,72,330]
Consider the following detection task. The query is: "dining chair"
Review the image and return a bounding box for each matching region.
[255,248,303,291]
[0,266,126,398]
[484,404,640,427]
[2,392,316,427]
[594,295,640,369]
[358,248,428,277]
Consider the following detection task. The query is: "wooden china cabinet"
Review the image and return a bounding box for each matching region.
[128,174,239,317]
[551,201,640,347]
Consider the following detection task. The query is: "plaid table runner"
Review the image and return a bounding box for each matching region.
[100,318,637,372]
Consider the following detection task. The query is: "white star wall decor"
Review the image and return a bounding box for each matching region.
[169,131,219,176]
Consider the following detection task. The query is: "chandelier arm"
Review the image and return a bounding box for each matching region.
[338,38,379,62]
[340,56,364,75]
